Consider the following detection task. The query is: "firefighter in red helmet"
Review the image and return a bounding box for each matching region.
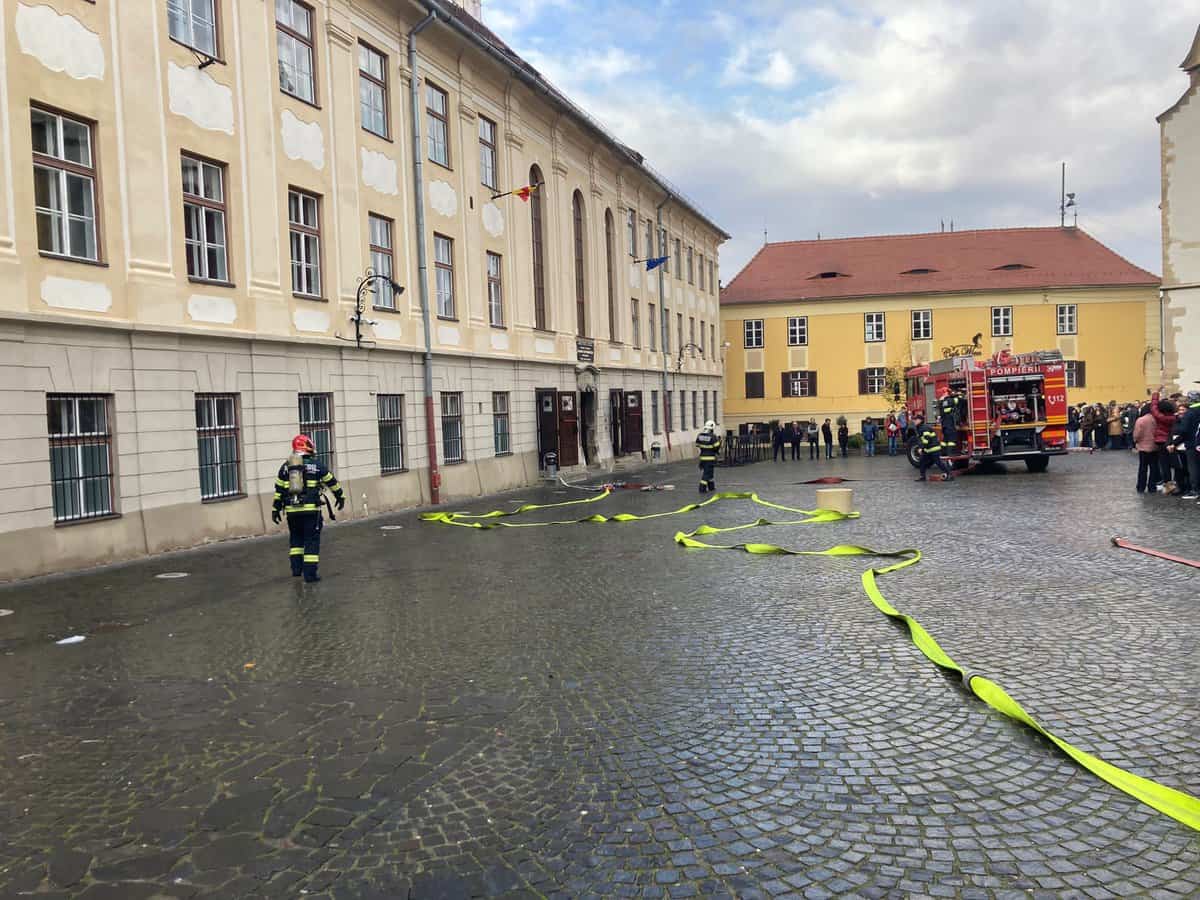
[271,434,345,582]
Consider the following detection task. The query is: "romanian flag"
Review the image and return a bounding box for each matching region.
[645,255,669,271]
[515,184,538,202]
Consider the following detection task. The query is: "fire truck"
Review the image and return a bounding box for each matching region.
[904,349,1069,472]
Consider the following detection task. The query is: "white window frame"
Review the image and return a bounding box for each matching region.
[744,319,764,349]
[32,107,98,262]
[487,251,504,327]
[864,312,886,343]
[787,316,808,346]
[788,372,813,397]
[358,41,388,138]
[626,209,637,257]
[992,305,1013,337]
[865,367,887,394]
[492,392,510,455]
[182,155,228,284]
[426,82,450,167]
[434,233,454,319]
[168,0,218,57]
[287,188,321,297]
[368,213,394,309]
[47,394,114,522]
[478,116,497,189]
[631,299,641,349]
[276,0,316,104]
[1056,303,1077,335]
[911,309,932,341]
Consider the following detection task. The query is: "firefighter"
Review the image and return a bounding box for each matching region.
[914,415,953,482]
[938,386,963,454]
[696,420,721,494]
[271,434,345,582]
[1173,391,1200,501]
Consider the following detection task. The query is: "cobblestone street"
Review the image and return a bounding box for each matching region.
[1,451,1197,899]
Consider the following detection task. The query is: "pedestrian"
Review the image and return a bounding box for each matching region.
[898,408,908,440]
[806,419,819,459]
[862,417,878,457]
[1171,391,1200,501]
[272,434,346,583]
[1132,404,1160,493]
[695,419,722,493]
[789,420,802,461]
[837,421,849,457]
[1108,403,1124,450]
[1093,403,1109,449]
[1149,387,1176,489]
[885,414,900,456]
[772,422,786,462]
[821,418,834,459]
[1067,404,1080,449]
[1081,404,1095,448]
[1120,403,1137,451]
[914,415,953,482]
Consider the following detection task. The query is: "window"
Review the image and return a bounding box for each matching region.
[298,393,334,470]
[687,246,694,284]
[1065,360,1086,388]
[709,260,715,293]
[651,389,660,434]
[703,391,709,423]
[782,371,817,397]
[478,116,497,189]
[648,303,657,351]
[659,227,668,272]
[631,299,640,348]
[699,320,706,356]
[195,393,240,499]
[745,372,764,399]
[744,319,763,348]
[493,392,510,455]
[674,238,682,280]
[529,165,547,329]
[368,214,395,309]
[911,309,932,341]
[679,390,686,431]
[358,42,388,138]
[692,391,698,427]
[605,209,617,340]
[182,154,228,283]
[32,107,99,262]
[1057,304,1077,335]
[713,391,719,423]
[689,316,696,350]
[434,233,454,318]
[710,324,715,357]
[426,82,449,167]
[47,394,114,522]
[377,394,405,473]
[441,392,463,462]
[698,253,705,291]
[859,367,887,395]
[864,312,885,342]
[992,305,1013,337]
[487,251,503,327]
[677,313,683,355]
[787,316,808,346]
[276,0,315,104]
[287,188,320,296]
[168,0,218,57]
[663,307,671,353]
[573,191,587,336]
[645,220,654,264]
[626,209,636,257]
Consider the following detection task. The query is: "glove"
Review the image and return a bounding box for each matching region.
[271,508,281,525]
[335,495,345,511]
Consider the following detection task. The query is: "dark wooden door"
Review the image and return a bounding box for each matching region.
[610,390,624,457]
[557,391,579,467]
[536,389,558,468]
[623,391,643,455]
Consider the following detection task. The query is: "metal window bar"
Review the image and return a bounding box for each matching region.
[48,394,114,522]
[441,393,463,462]
[493,392,510,455]
[196,394,241,499]
[377,393,405,473]
[298,393,334,471]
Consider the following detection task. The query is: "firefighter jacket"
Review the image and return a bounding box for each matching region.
[1172,402,1200,449]
[917,423,942,456]
[939,395,961,423]
[273,455,344,515]
[695,429,721,462]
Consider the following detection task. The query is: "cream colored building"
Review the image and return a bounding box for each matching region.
[0,0,727,581]
[1160,24,1200,389]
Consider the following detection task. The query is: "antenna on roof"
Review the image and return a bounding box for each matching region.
[763,227,768,246]
[950,219,954,232]
[940,219,945,233]
[1060,162,1078,228]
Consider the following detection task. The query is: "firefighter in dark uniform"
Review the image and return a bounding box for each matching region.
[915,415,953,482]
[696,420,721,494]
[271,434,345,582]
[938,387,963,455]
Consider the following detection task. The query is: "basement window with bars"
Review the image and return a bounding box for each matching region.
[195,393,241,500]
[493,392,510,455]
[48,394,114,523]
[298,393,334,470]
[377,394,406,474]
[441,393,464,463]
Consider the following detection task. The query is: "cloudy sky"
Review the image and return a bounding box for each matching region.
[485,0,1196,282]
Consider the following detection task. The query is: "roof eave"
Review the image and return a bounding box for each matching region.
[720,280,1162,306]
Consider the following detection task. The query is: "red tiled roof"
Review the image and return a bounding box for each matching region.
[720,227,1159,306]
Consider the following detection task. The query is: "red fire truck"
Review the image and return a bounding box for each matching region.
[904,349,1069,472]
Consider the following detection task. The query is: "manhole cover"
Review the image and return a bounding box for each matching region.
[380,525,404,531]
[155,572,189,579]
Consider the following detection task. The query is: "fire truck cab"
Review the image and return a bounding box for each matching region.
[904,349,1069,472]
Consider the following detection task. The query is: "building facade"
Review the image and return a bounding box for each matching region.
[719,228,1161,430]
[0,0,727,581]
[1160,25,1200,390]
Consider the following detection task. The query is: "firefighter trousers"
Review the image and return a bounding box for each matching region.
[698,460,716,492]
[287,511,323,581]
[919,452,952,480]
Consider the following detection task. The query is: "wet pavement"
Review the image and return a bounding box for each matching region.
[1,449,1198,899]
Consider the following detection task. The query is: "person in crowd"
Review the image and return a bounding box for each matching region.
[821,418,834,459]
[837,420,849,457]
[1081,403,1095,448]
[806,419,820,459]
[1108,402,1125,450]
[1132,403,1160,493]
[885,414,900,456]
[1120,403,1137,451]
[773,421,787,462]
[789,420,802,461]
[1093,403,1109,449]
[1067,404,1081,448]
[897,408,909,442]
[862,417,878,457]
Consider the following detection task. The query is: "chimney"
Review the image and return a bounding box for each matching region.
[450,0,483,20]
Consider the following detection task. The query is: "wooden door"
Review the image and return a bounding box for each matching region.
[610,390,624,457]
[557,391,579,467]
[623,391,644,455]
[536,389,558,468]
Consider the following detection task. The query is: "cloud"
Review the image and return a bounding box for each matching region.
[722,44,798,88]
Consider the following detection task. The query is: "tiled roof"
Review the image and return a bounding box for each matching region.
[720,227,1159,306]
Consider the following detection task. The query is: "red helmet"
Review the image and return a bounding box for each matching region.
[937,387,949,399]
[292,434,315,454]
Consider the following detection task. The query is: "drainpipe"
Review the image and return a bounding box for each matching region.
[657,192,672,451]
[409,9,440,504]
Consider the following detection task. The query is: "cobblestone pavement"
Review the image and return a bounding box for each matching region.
[1,450,1197,899]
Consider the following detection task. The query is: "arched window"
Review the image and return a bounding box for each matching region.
[529,165,546,330]
[604,209,617,340]
[572,190,587,337]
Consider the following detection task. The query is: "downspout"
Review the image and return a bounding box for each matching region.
[657,192,672,451]
[409,9,440,504]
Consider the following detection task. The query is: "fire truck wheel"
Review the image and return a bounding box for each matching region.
[906,442,922,468]
[1024,456,1050,473]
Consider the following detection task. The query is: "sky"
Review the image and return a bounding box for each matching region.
[483,0,1196,283]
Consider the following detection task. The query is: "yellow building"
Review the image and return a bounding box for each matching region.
[719,228,1162,429]
[0,0,727,580]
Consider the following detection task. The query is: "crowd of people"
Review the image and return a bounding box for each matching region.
[770,414,908,462]
[1068,387,1200,500]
